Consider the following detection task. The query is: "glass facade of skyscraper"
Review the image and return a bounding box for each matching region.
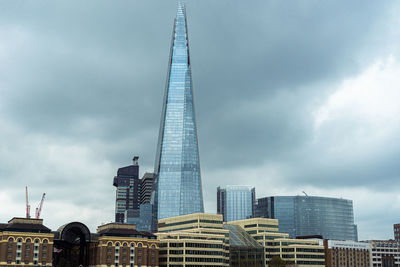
[218,186,256,222]
[152,4,203,220]
[262,196,358,241]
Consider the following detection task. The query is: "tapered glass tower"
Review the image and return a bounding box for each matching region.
[152,4,204,220]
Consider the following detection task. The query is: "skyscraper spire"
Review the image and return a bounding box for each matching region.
[152,4,204,220]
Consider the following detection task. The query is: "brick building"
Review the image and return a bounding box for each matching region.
[0,218,54,266]
[323,239,370,267]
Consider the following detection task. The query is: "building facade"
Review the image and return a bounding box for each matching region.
[394,224,400,242]
[152,3,204,220]
[89,223,159,267]
[156,213,229,267]
[255,196,358,241]
[217,186,256,222]
[140,173,155,205]
[1,217,158,267]
[369,240,400,267]
[113,157,141,223]
[323,239,370,267]
[228,218,326,267]
[0,218,54,266]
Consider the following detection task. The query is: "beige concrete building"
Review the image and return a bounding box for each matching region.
[156,213,230,267]
[0,218,54,266]
[228,218,325,267]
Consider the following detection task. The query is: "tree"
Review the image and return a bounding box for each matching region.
[269,256,286,267]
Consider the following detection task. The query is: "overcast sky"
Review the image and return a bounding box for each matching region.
[1,0,399,240]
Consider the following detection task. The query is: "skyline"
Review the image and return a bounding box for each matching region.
[0,0,399,241]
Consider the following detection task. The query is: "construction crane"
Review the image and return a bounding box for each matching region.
[35,193,46,219]
[25,186,31,219]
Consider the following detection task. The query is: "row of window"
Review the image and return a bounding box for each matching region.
[8,237,50,243]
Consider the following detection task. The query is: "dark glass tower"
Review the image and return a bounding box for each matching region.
[113,156,140,223]
[152,4,204,220]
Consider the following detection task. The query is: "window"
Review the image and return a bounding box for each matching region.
[43,253,47,258]
[43,239,48,244]
[18,238,22,242]
[138,243,142,248]
[108,242,113,247]
[43,246,47,251]
[26,245,31,250]
[151,245,155,249]
[42,261,46,266]
[35,239,40,244]
[8,237,14,243]
[26,238,31,243]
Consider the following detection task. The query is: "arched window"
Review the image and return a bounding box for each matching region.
[115,242,120,247]
[26,238,31,243]
[107,242,112,247]
[8,237,14,243]
[43,239,48,244]
[123,242,128,247]
[130,243,135,248]
[138,243,142,248]
[17,238,23,243]
[151,245,155,249]
[34,239,40,244]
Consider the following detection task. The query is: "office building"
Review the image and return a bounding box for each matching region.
[156,213,229,267]
[255,195,358,241]
[125,204,153,233]
[228,218,326,266]
[0,218,54,266]
[369,240,400,267]
[217,185,255,222]
[394,223,400,242]
[322,240,370,267]
[152,3,204,220]
[113,156,141,223]
[140,172,154,205]
[223,224,265,267]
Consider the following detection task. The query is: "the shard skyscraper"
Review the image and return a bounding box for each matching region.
[152,4,204,220]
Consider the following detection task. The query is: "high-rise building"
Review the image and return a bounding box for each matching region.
[140,172,154,205]
[254,195,358,241]
[113,156,140,223]
[394,223,400,242]
[152,3,203,220]
[217,186,256,222]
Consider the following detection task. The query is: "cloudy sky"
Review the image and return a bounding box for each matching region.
[1,0,399,240]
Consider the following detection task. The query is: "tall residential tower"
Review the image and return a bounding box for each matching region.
[152,4,204,220]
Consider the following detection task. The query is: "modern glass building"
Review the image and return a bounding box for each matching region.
[217,186,256,222]
[152,4,203,220]
[255,196,358,241]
